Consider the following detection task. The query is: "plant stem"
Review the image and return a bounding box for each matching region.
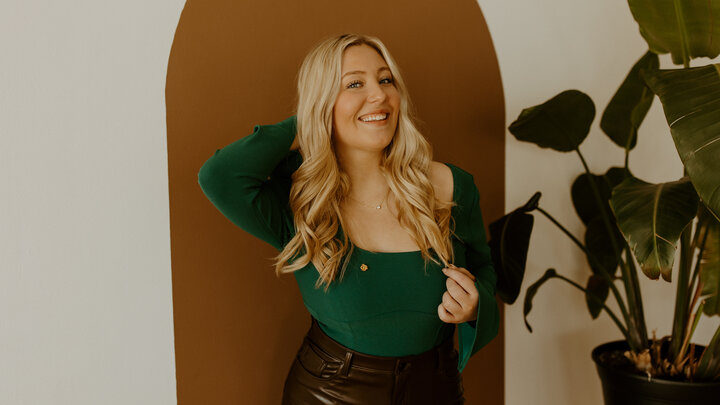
[553,273,630,340]
[624,129,635,173]
[688,219,710,302]
[687,281,704,329]
[670,227,693,360]
[624,249,649,349]
[536,206,631,327]
[536,207,586,253]
[624,142,630,173]
[677,299,705,364]
[575,147,648,351]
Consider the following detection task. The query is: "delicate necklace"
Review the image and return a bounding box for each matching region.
[347,187,390,210]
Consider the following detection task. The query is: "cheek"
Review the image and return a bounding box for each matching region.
[332,105,350,135]
[332,96,356,141]
[334,94,359,120]
[389,89,401,108]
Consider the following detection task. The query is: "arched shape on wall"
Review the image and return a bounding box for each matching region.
[166,1,505,403]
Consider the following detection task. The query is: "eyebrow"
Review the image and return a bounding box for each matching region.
[342,66,391,79]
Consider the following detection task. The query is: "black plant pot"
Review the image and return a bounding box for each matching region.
[592,340,720,405]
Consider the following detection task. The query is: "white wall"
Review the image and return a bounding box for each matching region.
[478,1,720,404]
[1,1,182,404]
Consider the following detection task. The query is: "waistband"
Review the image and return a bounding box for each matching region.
[304,316,456,375]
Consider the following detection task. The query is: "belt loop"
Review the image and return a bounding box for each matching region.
[339,351,353,377]
[394,359,411,375]
[393,359,402,375]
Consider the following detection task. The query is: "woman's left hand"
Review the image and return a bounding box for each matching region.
[438,265,478,324]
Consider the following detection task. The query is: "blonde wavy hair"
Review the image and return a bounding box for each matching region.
[273,33,457,291]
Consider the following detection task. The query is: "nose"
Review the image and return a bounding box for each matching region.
[366,81,388,103]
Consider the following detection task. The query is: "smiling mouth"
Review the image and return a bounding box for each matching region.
[359,113,389,122]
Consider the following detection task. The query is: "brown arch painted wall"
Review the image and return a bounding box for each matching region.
[166,1,505,403]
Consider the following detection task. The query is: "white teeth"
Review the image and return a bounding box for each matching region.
[360,113,388,122]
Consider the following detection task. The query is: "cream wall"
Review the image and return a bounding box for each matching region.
[477,1,720,404]
[1,1,181,404]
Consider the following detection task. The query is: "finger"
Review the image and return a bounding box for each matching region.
[438,303,456,323]
[444,269,475,298]
[443,267,477,296]
[446,278,472,310]
[448,265,476,283]
[447,279,478,315]
[442,291,463,314]
[447,264,476,281]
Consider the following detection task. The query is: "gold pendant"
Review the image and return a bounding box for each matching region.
[360,264,368,272]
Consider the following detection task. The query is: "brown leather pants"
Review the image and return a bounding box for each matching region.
[281,317,465,405]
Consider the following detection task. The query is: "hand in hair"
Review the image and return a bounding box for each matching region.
[438,265,479,324]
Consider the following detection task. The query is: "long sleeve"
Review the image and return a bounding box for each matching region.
[456,173,500,373]
[197,115,300,251]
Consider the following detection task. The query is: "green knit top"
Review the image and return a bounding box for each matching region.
[198,115,499,373]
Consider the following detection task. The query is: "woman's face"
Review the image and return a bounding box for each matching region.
[332,44,400,155]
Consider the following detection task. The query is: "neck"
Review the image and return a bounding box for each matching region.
[336,148,388,201]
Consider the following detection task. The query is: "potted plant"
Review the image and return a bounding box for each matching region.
[489,1,720,403]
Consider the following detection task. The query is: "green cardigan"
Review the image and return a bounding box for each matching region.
[198,115,499,373]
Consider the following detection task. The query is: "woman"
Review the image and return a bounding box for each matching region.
[198,34,499,405]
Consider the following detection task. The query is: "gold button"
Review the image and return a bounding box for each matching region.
[360,264,368,271]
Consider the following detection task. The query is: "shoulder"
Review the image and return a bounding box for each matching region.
[430,161,478,204]
[429,161,454,203]
[435,163,485,242]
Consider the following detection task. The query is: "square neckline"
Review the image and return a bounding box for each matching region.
[348,162,458,255]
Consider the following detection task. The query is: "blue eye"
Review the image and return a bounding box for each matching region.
[347,80,362,89]
[380,77,394,84]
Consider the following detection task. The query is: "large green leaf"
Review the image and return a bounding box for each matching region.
[568,168,627,316]
[610,177,699,281]
[571,168,626,277]
[571,167,627,226]
[700,211,720,316]
[488,201,536,305]
[583,218,623,319]
[509,90,595,152]
[585,274,610,320]
[628,0,720,65]
[644,65,720,221]
[601,51,658,150]
[585,217,623,278]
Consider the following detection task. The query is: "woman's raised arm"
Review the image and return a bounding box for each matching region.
[198,116,299,251]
